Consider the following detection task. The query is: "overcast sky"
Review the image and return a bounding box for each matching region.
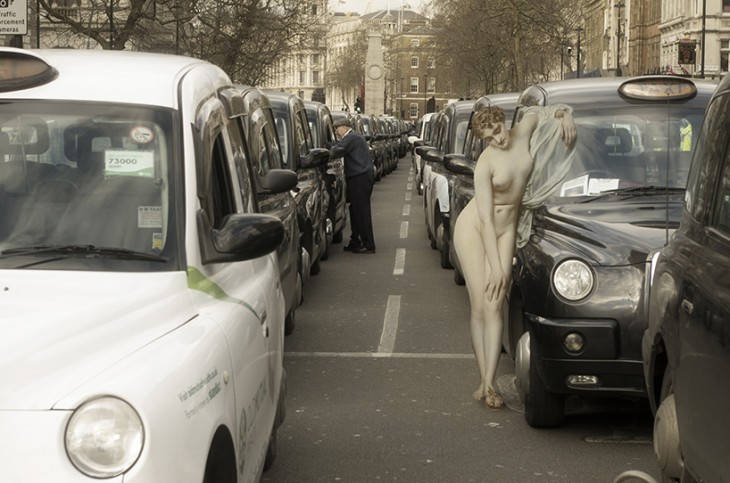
[330,0,430,15]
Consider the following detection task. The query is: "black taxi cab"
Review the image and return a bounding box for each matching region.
[265,91,330,277]
[507,76,716,428]
[642,72,730,482]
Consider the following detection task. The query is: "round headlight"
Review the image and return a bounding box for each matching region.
[65,396,144,478]
[553,259,594,301]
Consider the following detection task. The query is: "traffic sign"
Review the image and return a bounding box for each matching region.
[0,0,27,35]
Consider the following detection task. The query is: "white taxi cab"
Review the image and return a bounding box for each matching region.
[0,48,294,482]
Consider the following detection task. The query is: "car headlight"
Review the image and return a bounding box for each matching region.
[65,396,144,478]
[553,259,594,301]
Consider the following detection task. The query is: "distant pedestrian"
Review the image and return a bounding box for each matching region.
[330,117,376,254]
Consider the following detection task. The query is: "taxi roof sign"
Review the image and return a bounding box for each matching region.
[619,76,697,102]
[0,50,57,92]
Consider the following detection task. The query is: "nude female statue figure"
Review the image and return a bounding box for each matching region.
[454,104,577,409]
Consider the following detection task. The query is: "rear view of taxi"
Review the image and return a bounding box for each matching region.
[0,49,290,482]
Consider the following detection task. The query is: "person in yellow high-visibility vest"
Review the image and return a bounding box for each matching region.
[680,119,692,151]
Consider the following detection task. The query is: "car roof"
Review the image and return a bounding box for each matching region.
[0,48,221,108]
[517,76,717,108]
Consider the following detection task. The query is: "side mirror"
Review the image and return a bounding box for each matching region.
[198,212,284,264]
[407,135,421,145]
[444,153,475,176]
[299,147,330,170]
[258,169,298,195]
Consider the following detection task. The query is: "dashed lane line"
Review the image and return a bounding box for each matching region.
[402,204,411,216]
[393,248,406,275]
[400,221,409,239]
[377,295,401,353]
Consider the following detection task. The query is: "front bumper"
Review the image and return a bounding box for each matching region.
[526,314,647,397]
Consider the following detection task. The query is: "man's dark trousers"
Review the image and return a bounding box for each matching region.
[347,169,375,250]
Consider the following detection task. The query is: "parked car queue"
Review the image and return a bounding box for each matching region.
[408,75,719,451]
[0,47,415,483]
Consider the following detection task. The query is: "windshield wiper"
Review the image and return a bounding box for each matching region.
[0,244,168,262]
[578,185,685,202]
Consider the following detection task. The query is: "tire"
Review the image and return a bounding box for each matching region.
[454,267,465,285]
[284,308,296,336]
[439,230,452,269]
[310,257,321,276]
[524,334,565,428]
[654,368,683,482]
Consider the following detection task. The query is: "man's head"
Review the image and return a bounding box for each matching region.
[333,117,352,137]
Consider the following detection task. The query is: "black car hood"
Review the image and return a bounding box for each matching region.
[534,195,682,266]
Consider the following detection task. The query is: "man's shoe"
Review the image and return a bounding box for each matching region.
[353,246,376,254]
[343,243,361,252]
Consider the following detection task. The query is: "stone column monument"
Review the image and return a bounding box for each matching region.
[364,31,385,116]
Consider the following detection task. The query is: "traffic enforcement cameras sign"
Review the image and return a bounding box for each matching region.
[0,0,28,35]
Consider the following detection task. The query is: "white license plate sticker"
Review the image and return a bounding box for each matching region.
[105,150,155,178]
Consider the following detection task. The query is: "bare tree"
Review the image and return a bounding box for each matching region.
[36,0,316,85]
[431,0,579,95]
[325,29,367,101]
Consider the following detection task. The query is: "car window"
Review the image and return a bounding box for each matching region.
[686,93,730,221]
[550,106,706,199]
[225,120,256,215]
[274,116,290,168]
[0,103,177,271]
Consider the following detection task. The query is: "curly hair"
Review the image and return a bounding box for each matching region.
[472,106,506,139]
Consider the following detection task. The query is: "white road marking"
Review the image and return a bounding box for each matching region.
[393,248,406,275]
[405,192,412,202]
[402,204,410,216]
[400,221,409,239]
[286,351,473,359]
[377,295,401,353]
[407,182,413,190]
[408,174,413,182]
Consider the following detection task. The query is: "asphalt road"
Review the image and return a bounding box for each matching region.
[262,156,660,483]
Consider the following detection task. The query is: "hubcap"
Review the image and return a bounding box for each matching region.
[654,394,683,479]
[515,332,531,403]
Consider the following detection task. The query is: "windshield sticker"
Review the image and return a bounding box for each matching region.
[105,150,155,178]
[560,174,588,197]
[138,206,162,228]
[152,233,163,251]
[178,368,222,419]
[130,126,154,144]
[588,178,620,194]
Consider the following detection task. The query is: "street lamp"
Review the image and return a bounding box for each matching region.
[701,0,707,78]
[574,27,584,78]
[615,1,624,76]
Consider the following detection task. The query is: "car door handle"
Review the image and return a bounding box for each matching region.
[681,299,694,315]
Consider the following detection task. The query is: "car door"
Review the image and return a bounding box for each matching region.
[195,96,276,479]
[674,89,730,482]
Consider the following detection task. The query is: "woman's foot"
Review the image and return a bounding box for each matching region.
[484,386,504,409]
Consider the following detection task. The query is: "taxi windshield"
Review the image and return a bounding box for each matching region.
[0,102,179,271]
[544,105,705,200]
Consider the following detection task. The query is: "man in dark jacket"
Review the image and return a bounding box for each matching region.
[330,117,376,254]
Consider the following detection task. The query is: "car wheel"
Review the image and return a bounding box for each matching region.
[654,368,683,482]
[524,333,565,428]
[439,227,452,269]
[453,267,465,286]
[284,308,296,336]
[263,428,277,472]
[310,257,321,276]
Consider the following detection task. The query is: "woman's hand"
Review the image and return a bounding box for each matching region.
[484,267,507,302]
[559,112,577,147]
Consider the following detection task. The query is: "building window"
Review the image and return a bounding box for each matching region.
[311,4,318,15]
[411,56,419,68]
[724,0,730,12]
[313,70,320,84]
[428,57,436,69]
[426,77,435,93]
[312,53,320,65]
[410,77,419,93]
[411,39,420,48]
[409,103,419,118]
[299,71,306,85]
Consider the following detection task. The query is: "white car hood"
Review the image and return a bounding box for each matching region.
[0,270,197,410]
